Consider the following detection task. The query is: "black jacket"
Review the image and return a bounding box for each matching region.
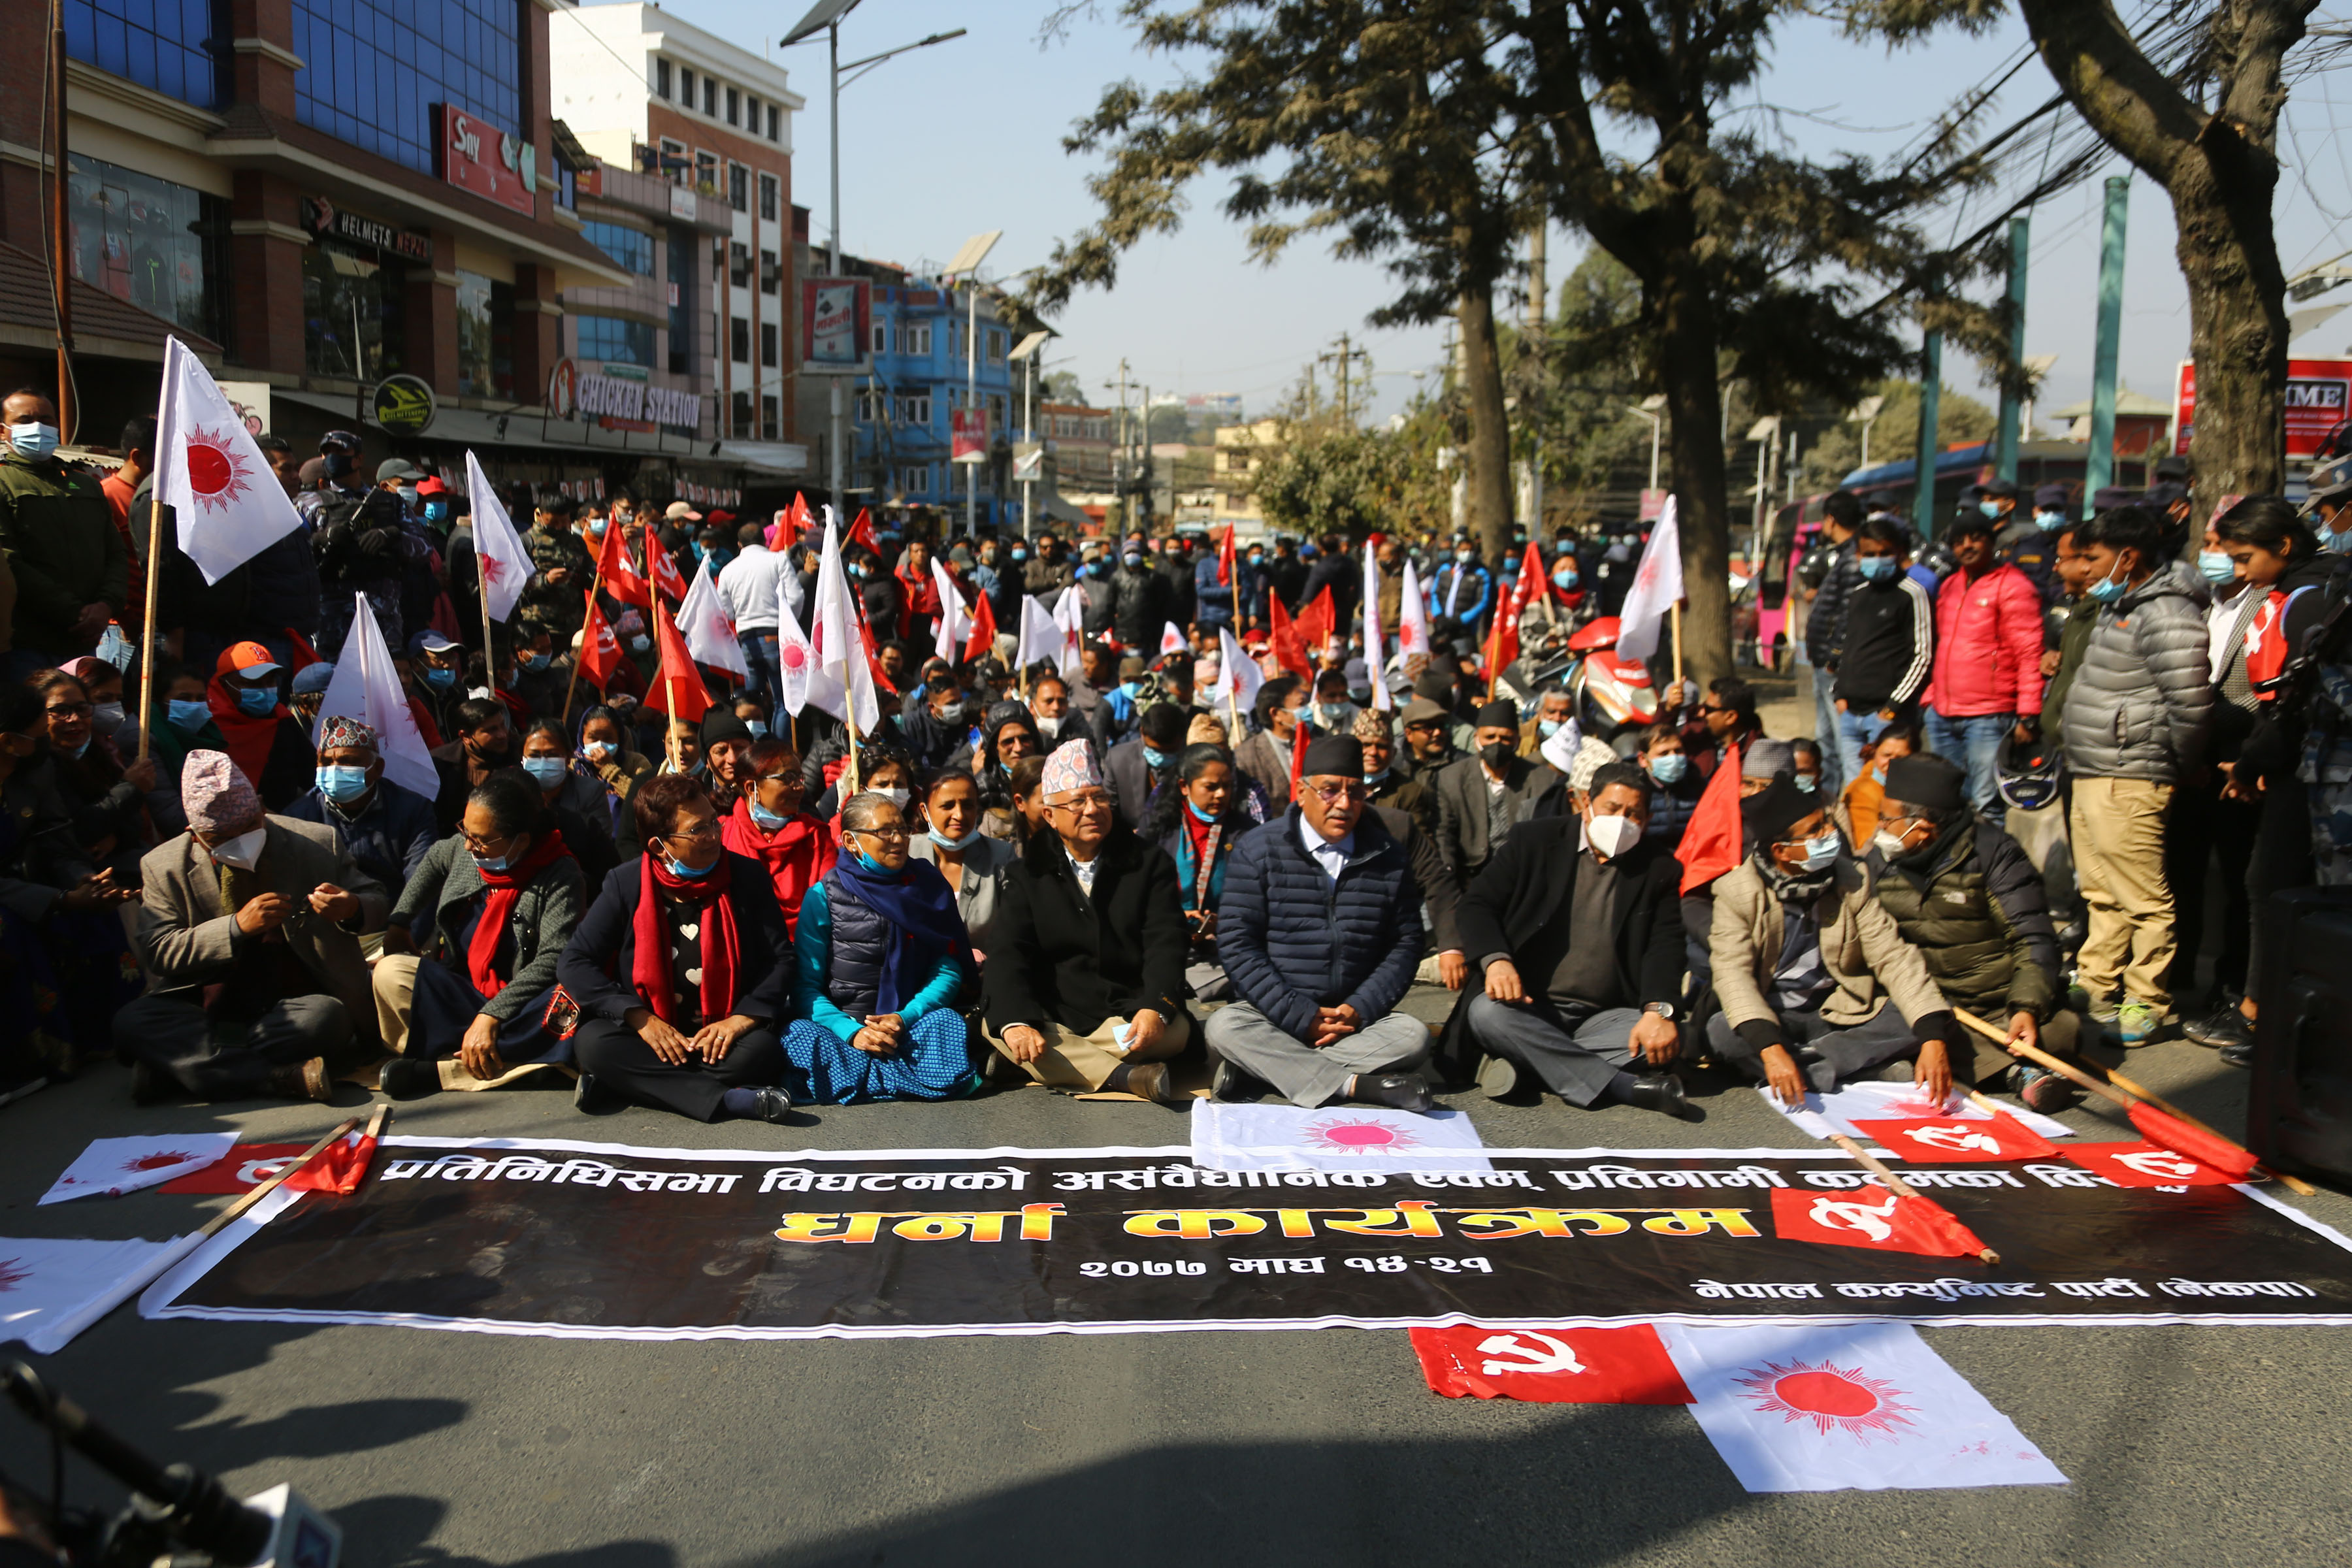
[555,852,794,1026]
[985,826,1190,1036]
[1105,564,1175,651]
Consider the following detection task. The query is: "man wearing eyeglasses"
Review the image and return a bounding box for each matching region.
[1207,734,1437,1112]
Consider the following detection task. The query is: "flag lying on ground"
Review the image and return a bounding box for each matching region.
[465,451,531,622]
[1760,1079,2075,1143]
[1769,1186,1993,1261]
[317,593,438,798]
[1413,1324,1693,1404]
[39,1134,239,1204]
[1657,1322,2067,1492]
[1189,1100,1492,1173]
[283,1125,382,1196]
[1848,1111,2058,1164]
[0,1234,202,1354]
[161,1143,313,1194]
[1616,495,1683,664]
[2062,1141,2245,1188]
[2125,1102,2260,1178]
[678,557,749,678]
[155,337,303,584]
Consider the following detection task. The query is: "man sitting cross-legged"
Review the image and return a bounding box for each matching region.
[1206,734,1435,1113]
[1448,760,1693,1118]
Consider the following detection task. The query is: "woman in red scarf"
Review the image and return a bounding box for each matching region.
[375,770,585,1098]
[721,738,834,936]
[204,640,313,808]
[894,537,944,642]
[560,774,797,1122]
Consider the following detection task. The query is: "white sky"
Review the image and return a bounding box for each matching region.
[649,0,2352,438]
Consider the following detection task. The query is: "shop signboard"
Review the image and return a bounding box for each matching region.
[434,105,536,217]
[2174,357,2352,460]
[801,277,870,374]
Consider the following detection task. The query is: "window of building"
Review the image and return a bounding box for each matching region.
[289,0,519,175]
[655,59,671,99]
[65,0,225,108]
[703,77,717,116]
[759,248,778,297]
[661,138,687,184]
[731,391,754,439]
[987,393,1006,429]
[302,240,406,380]
[759,323,777,368]
[576,314,655,368]
[63,154,228,344]
[695,149,717,194]
[759,174,778,221]
[581,220,654,276]
[903,322,932,357]
[728,163,747,212]
[679,67,695,106]
[667,229,694,374]
[726,87,740,126]
[854,389,881,423]
[870,322,888,354]
[453,271,515,399]
[761,394,779,441]
[901,465,929,497]
[898,392,932,426]
[766,105,780,142]
[730,317,750,365]
[728,242,749,289]
[987,328,1007,363]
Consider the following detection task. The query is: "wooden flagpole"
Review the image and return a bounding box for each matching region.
[197,1117,361,1239]
[134,495,163,762]
[1671,599,1684,693]
[1825,1130,1999,1265]
[664,674,681,774]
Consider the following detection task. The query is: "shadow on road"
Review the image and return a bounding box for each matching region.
[338,1495,674,1568]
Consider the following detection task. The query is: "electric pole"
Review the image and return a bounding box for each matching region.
[1318,333,1370,425]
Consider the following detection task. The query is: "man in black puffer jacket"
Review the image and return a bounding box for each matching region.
[1205,733,1433,1111]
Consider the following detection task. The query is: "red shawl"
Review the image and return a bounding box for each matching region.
[722,797,834,936]
[205,672,289,787]
[466,830,573,998]
[630,850,740,1024]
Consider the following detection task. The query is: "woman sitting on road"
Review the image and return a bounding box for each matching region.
[721,738,835,939]
[909,766,1014,960]
[1144,742,1256,999]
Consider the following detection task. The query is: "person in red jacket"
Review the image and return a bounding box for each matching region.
[1922,511,2044,825]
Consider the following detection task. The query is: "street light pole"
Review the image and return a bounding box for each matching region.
[827,20,842,523]
[966,279,978,538]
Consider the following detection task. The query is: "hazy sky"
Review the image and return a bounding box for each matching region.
[670,1,2352,444]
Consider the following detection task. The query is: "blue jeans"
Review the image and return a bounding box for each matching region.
[1925,709,2015,824]
[1810,669,1846,795]
[736,630,782,712]
[1832,704,1889,786]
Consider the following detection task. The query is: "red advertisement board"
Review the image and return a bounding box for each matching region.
[800,277,871,374]
[2175,357,2352,459]
[952,408,988,463]
[434,105,535,217]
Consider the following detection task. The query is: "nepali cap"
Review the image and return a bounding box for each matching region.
[1041,738,1103,800]
[318,715,378,752]
[182,749,261,834]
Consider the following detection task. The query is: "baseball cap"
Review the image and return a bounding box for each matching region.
[319,430,363,455]
[289,662,336,695]
[376,458,423,483]
[416,475,448,497]
[2033,483,2070,510]
[221,640,280,680]
[664,501,703,521]
[2306,471,2352,509]
[408,628,463,656]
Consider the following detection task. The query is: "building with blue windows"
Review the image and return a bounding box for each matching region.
[843,271,1021,532]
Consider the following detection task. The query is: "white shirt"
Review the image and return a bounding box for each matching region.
[1069,853,1101,896]
[1299,810,1353,881]
[715,544,789,632]
[2206,579,2251,685]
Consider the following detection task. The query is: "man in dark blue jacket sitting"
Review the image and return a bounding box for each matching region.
[1206,732,1435,1111]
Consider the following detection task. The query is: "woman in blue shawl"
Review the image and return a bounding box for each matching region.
[783,787,979,1103]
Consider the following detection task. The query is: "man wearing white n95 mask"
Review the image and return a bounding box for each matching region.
[1443,760,1693,1118]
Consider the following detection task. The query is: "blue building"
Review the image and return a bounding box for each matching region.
[853,276,1019,531]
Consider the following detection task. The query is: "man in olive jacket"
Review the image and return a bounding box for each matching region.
[0,391,126,672]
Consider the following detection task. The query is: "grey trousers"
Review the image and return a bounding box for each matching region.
[1705,1005,1920,1094]
[118,991,358,1100]
[1465,994,1638,1106]
[1203,1002,1431,1109]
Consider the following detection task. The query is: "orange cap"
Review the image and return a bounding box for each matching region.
[218,640,281,679]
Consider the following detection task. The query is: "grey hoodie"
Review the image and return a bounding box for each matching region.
[2057,559,2213,783]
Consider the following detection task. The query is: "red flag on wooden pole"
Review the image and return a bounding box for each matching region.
[649,594,711,725]
[963,591,999,665]
[597,517,651,608]
[1267,593,1313,681]
[1675,741,1744,894]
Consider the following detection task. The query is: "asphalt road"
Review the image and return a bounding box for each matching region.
[4,985,2350,1568]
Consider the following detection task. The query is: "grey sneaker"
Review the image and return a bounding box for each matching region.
[2114,999,2164,1046]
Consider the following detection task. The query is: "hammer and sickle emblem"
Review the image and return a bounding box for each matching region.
[1476,1331,1586,1377]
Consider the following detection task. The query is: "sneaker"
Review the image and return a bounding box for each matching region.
[2112,1000,2164,1046]
[2004,1064,2082,1115]
[2183,1004,2254,1052]
[1476,1053,1520,1100]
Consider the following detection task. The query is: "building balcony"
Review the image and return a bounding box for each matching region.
[581,163,734,235]
[563,272,669,329]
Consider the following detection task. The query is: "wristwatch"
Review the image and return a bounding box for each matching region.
[1644,1002,1676,1021]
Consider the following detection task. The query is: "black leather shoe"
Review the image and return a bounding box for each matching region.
[1118,1061,1183,1105]
[742,1086,796,1124]
[269,1057,333,1103]
[1349,1073,1435,1115]
[1211,1058,1264,1103]
[2220,1039,2254,1071]
[380,1057,442,1100]
[1476,1054,1519,1100]
[2184,1004,2254,1051]
[573,1072,623,1115]
[1622,1071,1692,1119]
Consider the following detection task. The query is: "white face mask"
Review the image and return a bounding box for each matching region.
[204,825,267,870]
[1585,811,1641,860]
[1871,828,1911,860]
[875,786,909,809]
[1034,713,1062,740]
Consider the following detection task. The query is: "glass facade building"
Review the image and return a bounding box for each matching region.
[64,0,224,110]
[291,0,523,176]
[576,314,654,368]
[64,154,228,344]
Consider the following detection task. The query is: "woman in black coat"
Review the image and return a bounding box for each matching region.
[559,774,796,1123]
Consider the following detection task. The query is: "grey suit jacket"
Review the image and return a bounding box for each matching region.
[135,815,390,1046]
[1430,754,1563,877]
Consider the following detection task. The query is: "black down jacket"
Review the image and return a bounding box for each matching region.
[1867,817,2059,1022]
[1216,804,1423,1040]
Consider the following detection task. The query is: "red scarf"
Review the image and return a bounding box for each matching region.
[722,797,834,936]
[206,674,287,787]
[466,830,573,998]
[630,849,740,1024]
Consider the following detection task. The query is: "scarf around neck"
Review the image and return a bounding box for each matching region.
[630,851,740,1024]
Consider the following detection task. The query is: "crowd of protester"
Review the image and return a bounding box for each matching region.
[0,377,2336,1124]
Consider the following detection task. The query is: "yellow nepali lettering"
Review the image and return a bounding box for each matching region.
[773,1211,890,1244]
[1274,1209,1319,1238]
[1019,1201,1062,1241]
[1642,1207,1759,1237]
[1122,1209,1269,1239]
[1450,1207,1635,1240]
[1317,1201,1445,1238]
[892,1212,1013,1242]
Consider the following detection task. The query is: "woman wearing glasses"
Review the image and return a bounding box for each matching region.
[782,789,980,1104]
[28,664,154,883]
[560,774,798,1122]
[721,737,835,939]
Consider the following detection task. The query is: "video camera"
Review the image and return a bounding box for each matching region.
[2,1362,340,1568]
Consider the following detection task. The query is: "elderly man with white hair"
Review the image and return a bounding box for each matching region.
[118,749,387,1103]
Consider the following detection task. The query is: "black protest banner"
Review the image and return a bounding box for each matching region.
[140,1137,2352,1340]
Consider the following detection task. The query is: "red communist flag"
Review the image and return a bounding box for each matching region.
[1676,740,1744,894]
[859,619,898,695]
[1294,585,1336,654]
[1484,541,1548,678]
[844,506,879,555]
[648,540,691,604]
[598,517,651,608]
[1412,1324,1694,1405]
[2126,1102,2260,1178]
[1848,1111,2057,1164]
[160,1143,312,1194]
[649,594,712,723]
[283,1128,380,1195]
[1218,522,1237,587]
[1267,594,1313,681]
[1769,1186,1993,1261]
[1289,710,1310,796]
[964,591,999,665]
[2061,1141,2244,1188]
[577,591,623,689]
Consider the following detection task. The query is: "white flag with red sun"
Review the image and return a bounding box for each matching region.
[38,1133,238,1205]
[465,449,532,623]
[155,337,303,585]
[1658,1322,2066,1492]
[1188,1100,1492,1173]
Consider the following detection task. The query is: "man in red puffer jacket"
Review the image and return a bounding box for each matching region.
[1923,510,2044,825]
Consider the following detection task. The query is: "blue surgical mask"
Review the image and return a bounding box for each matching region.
[1142,745,1168,770]
[423,667,456,690]
[520,651,549,672]
[472,849,510,873]
[2198,550,2236,584]
[235,686,276,717]
[398,484,419,506]
[1870,762,1889,785]
[745,719,769,740]
[629,635,652,652]
[167,698,210,733]
[1537,718,1563,738]
[1857,555,1899,583]
[584,740,617,762]
[749,800,789,831]
[664,851,719,879]
[1011,547,1028,562]
[521,756,568,789]
[1119,681,1141,700]
[316,764,370,803]
[2087,564,2129,605]
[2324,525,2352,557]
[8,422,59,461]
[1648,753,1688,785]
[1247,553,1263,567]
[2034,509,2066,532]
[1797,831,1840,872]
[1794,774,1820,794]
[927,825,983,851]
[1123,552,1144,569]
[1978,500,2003,519]
[848,848,889,875]
[423,500,449,523]
[1185,799,1218,824]
[1552,568,1578,589]
[1364,768,1390,789]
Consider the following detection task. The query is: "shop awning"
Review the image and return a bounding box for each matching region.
[275,389,804,474]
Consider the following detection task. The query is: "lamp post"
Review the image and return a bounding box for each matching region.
[1627,394,1665,494]
[781,1,966,523]
[941,231,1002,540]
[1009,330,1051,541]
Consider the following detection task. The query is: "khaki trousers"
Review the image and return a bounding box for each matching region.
[369,953,564,1091]
[984,1009,1191,1092]
[2070,776,2176,1011]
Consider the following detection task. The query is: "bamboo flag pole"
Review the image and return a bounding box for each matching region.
[134,495,163,762]
[1671,598,1684,693]
[1825,1130,2000,1265]
[197,1117,360,1239]
[664,674,681,774]
[1951,1006,2306,1192]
